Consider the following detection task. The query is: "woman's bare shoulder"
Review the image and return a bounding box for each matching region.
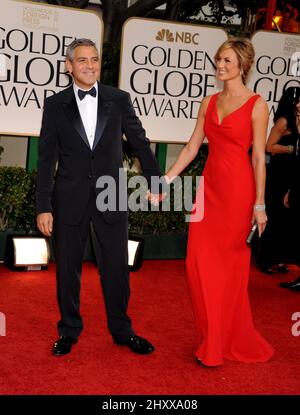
[201,94,217,112]
[253,95,269,112]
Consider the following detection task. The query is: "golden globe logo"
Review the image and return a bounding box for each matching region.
[156,29,199,45]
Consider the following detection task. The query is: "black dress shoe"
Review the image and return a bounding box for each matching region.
[113,335,155,354]
[52,336,78,356]
[280,276,300,291]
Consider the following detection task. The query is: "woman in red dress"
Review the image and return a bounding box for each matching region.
[165,38,275,366]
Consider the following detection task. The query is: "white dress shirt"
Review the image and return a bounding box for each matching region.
[73,82,98,149]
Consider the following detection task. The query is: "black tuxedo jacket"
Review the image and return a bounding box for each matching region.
[36,82,162,225]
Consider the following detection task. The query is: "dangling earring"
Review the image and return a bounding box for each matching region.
[240,69,243,77]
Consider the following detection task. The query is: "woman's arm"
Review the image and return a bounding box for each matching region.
[265,117,293,154]
[251,97,269,236]
[165,96,210,182]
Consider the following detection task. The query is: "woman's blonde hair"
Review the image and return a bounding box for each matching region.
[214,37,255,84]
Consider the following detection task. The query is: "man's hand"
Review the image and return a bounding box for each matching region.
[37,212,53,236]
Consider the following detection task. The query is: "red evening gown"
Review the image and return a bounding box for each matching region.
[186,92,275,366]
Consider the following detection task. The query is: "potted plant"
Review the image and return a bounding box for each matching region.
[0,167,37,260]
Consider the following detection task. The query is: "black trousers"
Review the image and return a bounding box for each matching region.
[256,163,292,266]
[289,190,300,265]
[53,195,134,341]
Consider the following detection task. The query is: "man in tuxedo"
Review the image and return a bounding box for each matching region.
[36,38,164,356]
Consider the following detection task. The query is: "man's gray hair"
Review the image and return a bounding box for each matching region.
[66,38,98,61]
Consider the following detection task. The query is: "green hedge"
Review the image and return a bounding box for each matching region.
[0,167,36,231]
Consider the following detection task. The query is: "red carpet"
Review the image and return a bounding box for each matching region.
[0,260,299,395]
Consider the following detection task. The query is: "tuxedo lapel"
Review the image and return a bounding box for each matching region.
[61,87,91,149]
[92,82,113,150]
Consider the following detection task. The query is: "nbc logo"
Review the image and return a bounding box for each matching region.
[156,29,199,45]
[156,29,174,42]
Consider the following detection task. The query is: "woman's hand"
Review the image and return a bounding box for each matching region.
[253,210,268,237]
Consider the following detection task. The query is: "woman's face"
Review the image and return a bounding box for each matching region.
[295,98,300,114]
[215,47,241,82]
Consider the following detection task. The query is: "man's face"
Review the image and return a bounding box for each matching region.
[66,45,100,90]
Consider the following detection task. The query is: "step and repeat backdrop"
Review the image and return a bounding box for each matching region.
[248,30,300,123]
[119,18,227,143]
[0,0,300,141]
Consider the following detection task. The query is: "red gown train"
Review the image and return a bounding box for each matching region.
[186,93,275,366]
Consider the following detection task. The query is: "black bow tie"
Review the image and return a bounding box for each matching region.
[78,87,97,100]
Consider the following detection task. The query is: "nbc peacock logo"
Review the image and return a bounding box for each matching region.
[155,28,199,45]
[156,29,174,42]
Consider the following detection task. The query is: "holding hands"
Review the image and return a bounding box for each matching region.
[146,175,173,206]
[146,191,166,206]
